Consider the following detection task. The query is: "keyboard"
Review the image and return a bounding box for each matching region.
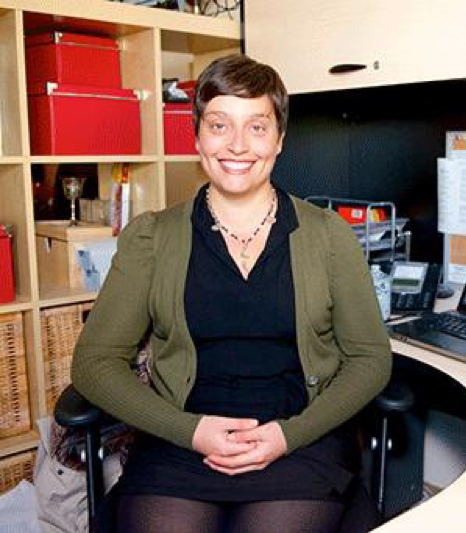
[417,313,466,341]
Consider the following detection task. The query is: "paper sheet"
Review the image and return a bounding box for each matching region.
[448,263,466,283]
[75,238,117,292]
[437,158,466,235]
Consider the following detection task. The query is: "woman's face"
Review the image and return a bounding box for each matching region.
[197,94,284,197]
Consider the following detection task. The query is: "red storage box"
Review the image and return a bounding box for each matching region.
[28,82,141,155]
[0,225,15,304]
[25,32,121,92]
[163,103,198,155]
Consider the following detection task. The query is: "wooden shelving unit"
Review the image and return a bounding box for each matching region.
[0,0,240,462]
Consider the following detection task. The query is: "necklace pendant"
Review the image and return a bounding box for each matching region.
[240,249,250,259]
[211,224,221,232]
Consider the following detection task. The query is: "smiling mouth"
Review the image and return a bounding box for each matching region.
[220,160,255,172]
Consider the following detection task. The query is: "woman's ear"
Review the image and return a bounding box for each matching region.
[276,133,285,155]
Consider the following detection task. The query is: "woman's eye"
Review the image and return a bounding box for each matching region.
[210,122,226,133]
[251,123,267,134]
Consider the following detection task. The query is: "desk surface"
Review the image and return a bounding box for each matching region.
[376,287,466,532]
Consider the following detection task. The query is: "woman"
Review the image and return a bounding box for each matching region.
[72,54,392,533]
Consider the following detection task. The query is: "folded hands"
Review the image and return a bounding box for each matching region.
[192,415,288,475]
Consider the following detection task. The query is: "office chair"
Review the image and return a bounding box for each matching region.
[54,379,417,532]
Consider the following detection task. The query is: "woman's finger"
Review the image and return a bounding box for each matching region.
[206,446,264,468]
[204,459,269,476]
[228,426,261,443]
[219,441,257,456]
[223,418,259,431]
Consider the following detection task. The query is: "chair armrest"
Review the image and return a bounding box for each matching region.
[54,384,103,427]
[374,380,414,413]
[54,385,105,526]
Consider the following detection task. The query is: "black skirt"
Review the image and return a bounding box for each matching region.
[117,418,360,503]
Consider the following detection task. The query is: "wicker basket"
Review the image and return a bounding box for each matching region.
[0,313,31,438]
[0,450,36,494]
[41,302,93,415]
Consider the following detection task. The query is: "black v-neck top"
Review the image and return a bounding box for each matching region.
[118,185,359,502]
[184,185,308,423]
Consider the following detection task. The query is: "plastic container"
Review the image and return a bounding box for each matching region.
[371,264,391,321]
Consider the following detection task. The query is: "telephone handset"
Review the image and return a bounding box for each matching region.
[390,262,442,313]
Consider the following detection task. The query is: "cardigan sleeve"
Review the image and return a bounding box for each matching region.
[71,212,202,450]
[278,210,392,453]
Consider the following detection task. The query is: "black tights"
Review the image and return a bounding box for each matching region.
[115,495,345,533]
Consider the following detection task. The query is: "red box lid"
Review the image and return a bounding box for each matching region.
[25,31,119,50]
[164,102,193,113]
[28,82,140,100]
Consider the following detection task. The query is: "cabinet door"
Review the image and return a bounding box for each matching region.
[245,0,466,94]
[374,0,466,88]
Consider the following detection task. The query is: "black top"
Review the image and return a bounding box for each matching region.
[185,185,307,424]
[117,186,360,502]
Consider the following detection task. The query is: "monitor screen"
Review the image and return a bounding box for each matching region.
[458,284,466,313]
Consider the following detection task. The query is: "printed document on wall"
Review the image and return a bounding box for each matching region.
[437,158,466,235]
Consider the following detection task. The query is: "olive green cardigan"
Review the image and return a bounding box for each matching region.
[72,196,392,454]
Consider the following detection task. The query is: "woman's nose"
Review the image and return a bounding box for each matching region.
[227,129,248,154]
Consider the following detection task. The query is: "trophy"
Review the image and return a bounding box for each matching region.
[62,176,86,226]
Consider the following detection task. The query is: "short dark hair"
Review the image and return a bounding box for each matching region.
[193,54,288,137]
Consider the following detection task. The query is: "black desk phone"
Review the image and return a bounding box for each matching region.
[390,262,442,313]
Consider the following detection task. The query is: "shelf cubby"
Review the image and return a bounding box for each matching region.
[0,164,33,303]
[97,161,164,215]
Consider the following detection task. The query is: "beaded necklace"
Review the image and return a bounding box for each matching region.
[206,186,277,273]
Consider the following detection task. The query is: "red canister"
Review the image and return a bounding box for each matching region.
[0,225,15,303]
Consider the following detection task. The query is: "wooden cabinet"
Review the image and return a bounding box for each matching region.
[0,0,239,463]
[245,0,466,94]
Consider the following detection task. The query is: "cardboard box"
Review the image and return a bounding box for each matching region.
[35,221,113,292]
[28,83,141,155]
[25,32,121,92]
[163,102,198,155]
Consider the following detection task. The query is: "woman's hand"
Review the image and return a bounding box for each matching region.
[203,421,288,475]
[192,415,259,457]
